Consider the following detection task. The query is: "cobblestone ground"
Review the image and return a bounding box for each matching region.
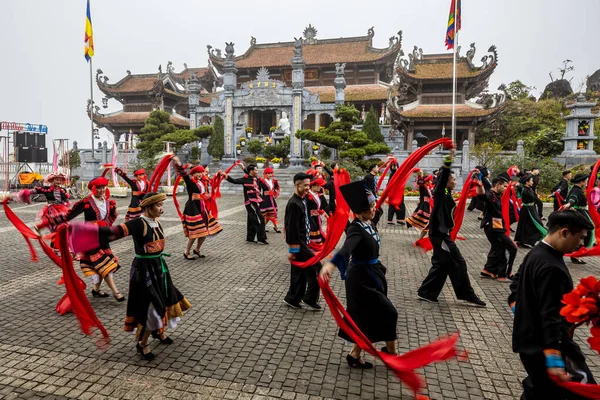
[0,196,599,400]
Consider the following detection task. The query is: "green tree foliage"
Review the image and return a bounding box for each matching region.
[471,142,503,168]
[505,80,535,100]
[296,104,389,166]
[246,139,263,157]
[207,116,224,160]
[476,98,566,157]
[492,154,563,193]
[362,106,385,143]
[137,110,214,167]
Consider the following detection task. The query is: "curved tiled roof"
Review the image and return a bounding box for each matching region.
[98,68,209,94]
[93,111,189,127]
[307,84,391,103]
[397,57,496,81]
[399,104,499,119]
[212,37,400,69]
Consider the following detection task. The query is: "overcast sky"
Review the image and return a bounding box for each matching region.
[1,0,598,151]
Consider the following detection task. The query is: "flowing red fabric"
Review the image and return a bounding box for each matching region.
[56,225,110,346]
[501,184,513,237]
[291,169,351,268]
[377,139,453,211]
[566,159,600,258]
[552,375,600,399]
[555,191,565,207]
[3,198,39,261]
[172,175,184,220]
[376,157,396,193]
[319,276,461,399]
[148,154,175,193]
[415,170,477,252]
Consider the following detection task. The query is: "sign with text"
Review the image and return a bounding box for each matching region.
[1,121,48,134]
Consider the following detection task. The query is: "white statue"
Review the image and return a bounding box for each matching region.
[277,111,291,135]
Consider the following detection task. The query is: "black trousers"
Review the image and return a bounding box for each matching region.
[519,352,594,400]
[387,202,406,222]
[418,234,476,300]
[467,197,477,211]
[535,195,544,218]
[553,198,562,212]
[246,203,267,242]
[284,262,322,305]
[483,227,517,278]
[372,207,384,231]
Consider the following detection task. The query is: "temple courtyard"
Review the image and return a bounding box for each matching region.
[0,195,599,400]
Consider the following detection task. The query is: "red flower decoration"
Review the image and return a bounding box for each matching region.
[560,276,600,354]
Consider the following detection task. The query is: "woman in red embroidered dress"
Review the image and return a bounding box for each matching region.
[173,157,222,260]
[260,167,281,233]
[38,177,125,301]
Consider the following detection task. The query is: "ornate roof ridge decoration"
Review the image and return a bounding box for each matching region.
[92,110,190,130]
[208,26,402,68]
[397,43,499,76]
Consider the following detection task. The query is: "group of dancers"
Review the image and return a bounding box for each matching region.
[5,145,600,398]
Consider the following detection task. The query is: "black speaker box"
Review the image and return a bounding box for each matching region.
[35,148,48,163]
[15,147,34,162]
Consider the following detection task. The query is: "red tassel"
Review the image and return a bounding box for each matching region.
[450,170,477,242]
[551,375,600,399]
[318,275,461,398]
[414,237,433,252]
[172,175,184,221]
[148,154,174,193]
[376,158,396,193]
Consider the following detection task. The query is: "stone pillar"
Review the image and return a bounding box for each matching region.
[72,141,78,151]
[314,113,320,131]
[334,63,346,105]
[468,123,476,146]
[290,40,305,168]
[102,141,108,164]
[411,140,418,152]
[516,140,524,156]
[221,43,238,166]
[461,140,470,172]
[187,73,200,130]
[407,124,414,151]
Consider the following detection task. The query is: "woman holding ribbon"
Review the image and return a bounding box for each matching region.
[72,192,191,360]
[260,167,281,233]
[173,157,223,260]
[320,180,398,369]
[115,168,148,220]
[514,174,546,249]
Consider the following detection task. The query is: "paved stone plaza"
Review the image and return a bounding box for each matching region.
[0,195,599,400]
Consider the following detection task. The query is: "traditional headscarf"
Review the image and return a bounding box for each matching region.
[140,192,167,208]
[190,165,205,175]
[264,167,274,175]
[134,169,145,176]
[87,177,109,190]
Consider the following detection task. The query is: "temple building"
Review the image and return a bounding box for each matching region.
[90,25,402,150]
[388,43,504,148]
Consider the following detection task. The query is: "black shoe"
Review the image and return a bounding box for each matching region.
[417,294,439,303]
[387,221,394,225]
[183,253,195,260]
[113,293,126,302]
[397,221,405,226]
[519,243,534,249]
[246,240,257,244]
[258,240,269,245]
[91,290,109,298]
[302,301,322,311]
[461,296,487,308]
[480,270,497,279]
[346,354,373,369]
[380,346,389,354]
[571,257,587,265]
[151,331,174,345]
[274,228,282,233]
[192,250,206,258]
[283,299,302,309]
[136,343,156,361]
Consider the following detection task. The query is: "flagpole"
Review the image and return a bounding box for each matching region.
[451,0,458,146]
[90,57,95,159]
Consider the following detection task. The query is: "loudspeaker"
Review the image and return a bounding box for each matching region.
[13,132,29,147]
[15,147,34,163]
[34,133,46,148]
[35,148,48,163]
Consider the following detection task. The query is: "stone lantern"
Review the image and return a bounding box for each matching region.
[561,94,599,156]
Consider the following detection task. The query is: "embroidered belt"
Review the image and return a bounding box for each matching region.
[522,202,535,206]
[264,190,275,196]
[135,252,171,295]
[192,193,204,201]
[132,191,145,196]
[574,205,588,210]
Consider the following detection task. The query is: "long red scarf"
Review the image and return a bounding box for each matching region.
[2,199,109,347]
[415,169,477,251]
[376,157,397,193]
[377,139,453,211]
[319,276,462,399]
[291,169,351,268]
[148,154,175,193]
[566,159,600,258]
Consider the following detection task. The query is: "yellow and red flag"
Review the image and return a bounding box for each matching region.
[84,0,94,62]
[445,0,461,50]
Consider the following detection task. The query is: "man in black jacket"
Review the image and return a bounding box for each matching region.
[417,150,486,307]
[478,175,517,281]
[509,210,595,399]
[562,173,590,265]
[283,173,322,310]
[226,164,268,245]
